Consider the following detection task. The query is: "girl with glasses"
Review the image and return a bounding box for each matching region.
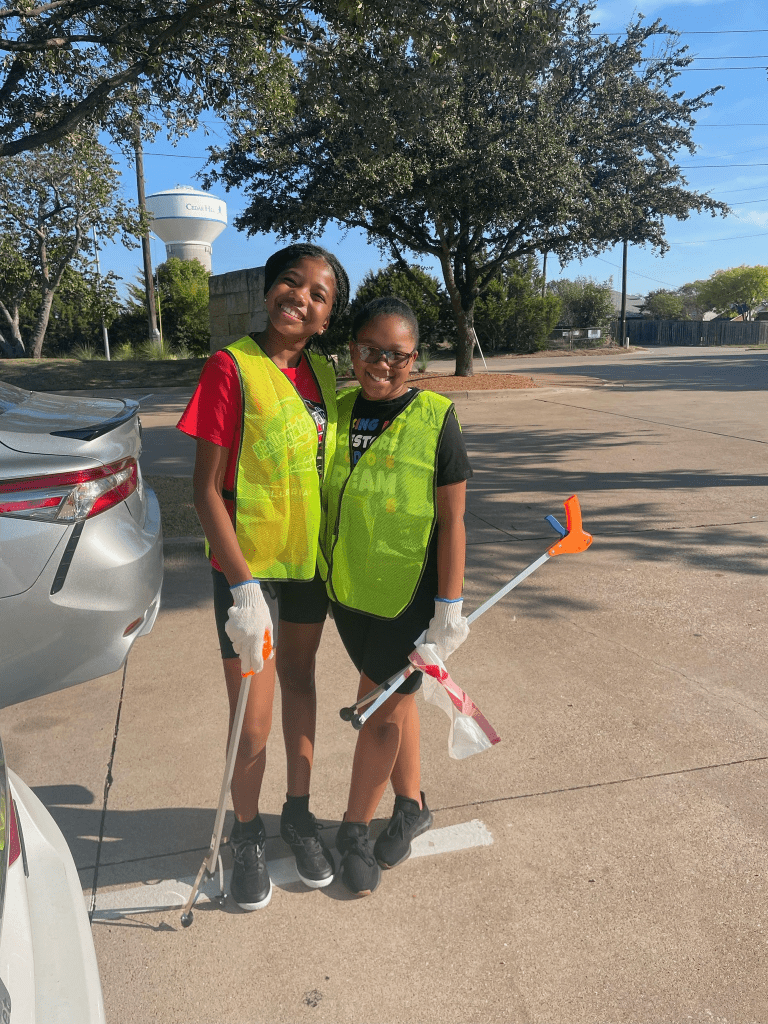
[320,296,473,895]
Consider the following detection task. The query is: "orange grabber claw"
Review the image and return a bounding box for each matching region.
[547,495,593,556]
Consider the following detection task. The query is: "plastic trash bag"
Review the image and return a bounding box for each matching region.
[410,644,501,760]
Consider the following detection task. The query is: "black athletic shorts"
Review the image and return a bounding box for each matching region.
[212,567,329,660]
[331,572,437,696]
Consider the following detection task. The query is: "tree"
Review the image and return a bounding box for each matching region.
[474,258,561,352]
[694,266,768,321]
[676,281,708,321]
[110,258,211,356]
[43,266,121,356]
[347,265,450,350]
[0,0,304,158]
[640,289,688,320]
[549,276,615,330]
[0,133,139,357]
[208,0,727,375]
[156,258,211,356]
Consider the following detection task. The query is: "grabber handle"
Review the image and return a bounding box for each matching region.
[547,495,592,557]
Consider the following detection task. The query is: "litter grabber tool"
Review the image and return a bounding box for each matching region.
[338,494,592,732]
[180,635,273,927]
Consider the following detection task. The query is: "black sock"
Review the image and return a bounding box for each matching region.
[283,794,310,821]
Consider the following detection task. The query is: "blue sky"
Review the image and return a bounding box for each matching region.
[98,0,768,301]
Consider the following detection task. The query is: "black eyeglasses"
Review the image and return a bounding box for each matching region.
[353,342,417,368]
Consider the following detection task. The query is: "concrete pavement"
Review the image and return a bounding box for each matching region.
[1,348,767,1023]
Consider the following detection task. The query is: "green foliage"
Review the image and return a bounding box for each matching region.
[415,349,432,372]
[548,276,615,330]
[693,265,768,321]
[474,258,561,352]
[676,281,709,321]
[324,263,450,353]
[640,290,688,320]
[156,258,211,357]
[0,1,300,158]
[72,343,102,361]
[0,133,139,357]
[208,0,727,375]
[111,258,210,357]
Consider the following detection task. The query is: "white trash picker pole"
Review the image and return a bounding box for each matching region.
[339,494,593,731]
[179,671,253,927]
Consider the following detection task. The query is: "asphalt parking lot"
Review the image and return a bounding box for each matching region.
[2,347,767,1024]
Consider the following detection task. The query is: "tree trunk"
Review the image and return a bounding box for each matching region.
[438,250,475,377]
[29,287,57,359]
[454,305,476,377]
[0,303,26,357]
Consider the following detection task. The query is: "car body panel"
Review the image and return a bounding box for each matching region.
[0,487,162,707]
[2,770,106,1024]
[0,381,163,706]
[0,381,137,451]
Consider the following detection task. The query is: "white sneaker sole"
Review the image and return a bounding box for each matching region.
[231,877,273,911]
[298,870,335,889]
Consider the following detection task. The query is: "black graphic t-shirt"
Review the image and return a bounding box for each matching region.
[349,389,472,485]
[302,398,327,476]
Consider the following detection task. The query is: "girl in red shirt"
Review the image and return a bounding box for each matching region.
[178,244,349,910]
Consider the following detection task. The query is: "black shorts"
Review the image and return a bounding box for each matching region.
[331,574,437,695]
[212,567,329,660]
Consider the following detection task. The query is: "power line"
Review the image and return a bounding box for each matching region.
[673,65,768,70]
[709,184,768,196]
[592,255,673,288]
[669,230,768,245]
[598,30,768,36]
[680,162,768,168]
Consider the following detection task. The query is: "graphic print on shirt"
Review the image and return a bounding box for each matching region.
[350,414,390,465]
[304,399,327,474]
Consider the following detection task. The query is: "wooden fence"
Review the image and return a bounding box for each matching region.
[620,319,768,346]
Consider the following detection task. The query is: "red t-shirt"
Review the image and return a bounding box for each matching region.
[177,348,325,570]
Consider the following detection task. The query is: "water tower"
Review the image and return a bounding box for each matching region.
[145,186,227,272]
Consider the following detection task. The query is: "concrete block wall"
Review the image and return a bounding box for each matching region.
[208,266,268,352]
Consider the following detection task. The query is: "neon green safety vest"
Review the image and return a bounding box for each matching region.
[319,387,454,618]
[224,336,337,581]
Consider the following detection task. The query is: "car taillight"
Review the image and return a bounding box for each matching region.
[0,457,138,522]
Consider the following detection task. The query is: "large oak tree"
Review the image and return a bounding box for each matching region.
[208,0,727,374]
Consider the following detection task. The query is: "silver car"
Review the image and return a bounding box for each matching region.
[0,381,163,705]
[0,378,164,1021]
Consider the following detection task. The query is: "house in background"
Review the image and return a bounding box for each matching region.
[610,290,644,318]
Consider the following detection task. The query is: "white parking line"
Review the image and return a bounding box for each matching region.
[88,819,493,919]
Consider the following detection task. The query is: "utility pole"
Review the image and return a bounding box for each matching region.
[541,251,548,298]
[134,135,161,349]
[619,239,628,348]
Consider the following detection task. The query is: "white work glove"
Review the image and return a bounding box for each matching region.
[421,598,469,663]
[225,580,274,676]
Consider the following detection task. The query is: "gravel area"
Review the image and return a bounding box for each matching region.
[409,372,536,391]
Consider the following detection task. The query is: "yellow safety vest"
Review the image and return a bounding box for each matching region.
[319,387,453,618]
[224,336,337,580]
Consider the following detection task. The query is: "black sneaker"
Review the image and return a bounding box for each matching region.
[374,792,433,869]
[229,815,272,910]
[280,805,335,889]
[335,821,381,896]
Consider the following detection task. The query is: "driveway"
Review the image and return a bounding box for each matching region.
[1,347,766,1023]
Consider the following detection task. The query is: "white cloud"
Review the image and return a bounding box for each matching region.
[739,210,768,227]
